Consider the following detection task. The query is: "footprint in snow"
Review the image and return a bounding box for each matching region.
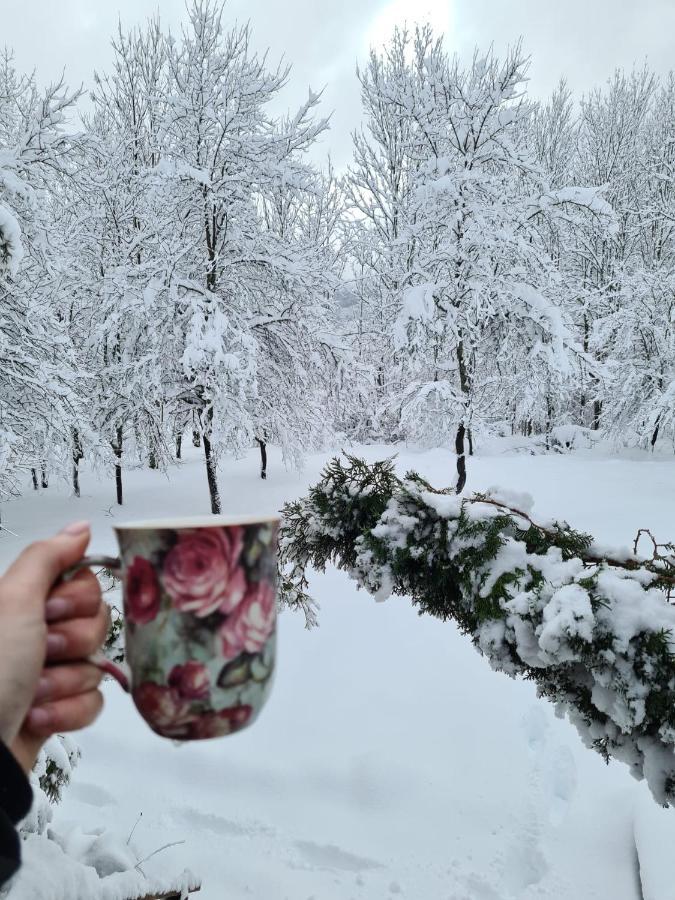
[545,744,577,826]
[172,806,276,839]
[68,782,117,808]
[292,839,384,874]
[521,703,578,825]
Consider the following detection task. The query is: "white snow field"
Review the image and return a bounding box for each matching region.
[3,442,675,899]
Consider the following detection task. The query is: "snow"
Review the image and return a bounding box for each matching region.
[2,440,675,899]
[393,283,437,349]
[0,203,23,276]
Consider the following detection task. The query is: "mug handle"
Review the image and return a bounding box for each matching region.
[62,555,132,693]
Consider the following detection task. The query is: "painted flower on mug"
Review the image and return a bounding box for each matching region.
[162,527,246,617]
[126,556,161,624]
[189,705,253,739]
[219,579,276,660]
[168,660,210,701]
[133,682,194,735]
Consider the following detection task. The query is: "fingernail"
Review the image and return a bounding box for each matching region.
[59,520,90,536]
[46,633,67,655]
[45,597,72,622]
[28,707,51,730]
[35,677,51,701]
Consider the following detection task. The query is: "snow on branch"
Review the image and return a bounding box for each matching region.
[280,454,675,806]
[0,203,23,275]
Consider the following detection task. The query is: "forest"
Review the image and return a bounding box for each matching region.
[1,2,673,517]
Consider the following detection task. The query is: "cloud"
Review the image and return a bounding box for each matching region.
[2,0,674,171]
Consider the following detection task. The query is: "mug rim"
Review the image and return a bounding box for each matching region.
[114,513,281,530]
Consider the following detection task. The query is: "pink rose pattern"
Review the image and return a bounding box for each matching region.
[162,527,247,617]
[121,522,277,741]
[134,682,252,740]
[133,682,194,737]
[169,661,211,701]
[219,580,276,660]
[126,556,161,624]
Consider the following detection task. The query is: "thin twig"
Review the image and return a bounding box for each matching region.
[467,496,675,588]
[126,812,142,846]
[135,840,186,870]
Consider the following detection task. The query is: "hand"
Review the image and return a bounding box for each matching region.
[0,522,109,773]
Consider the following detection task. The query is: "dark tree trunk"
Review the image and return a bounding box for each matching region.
[31,469,39,491]
[455,339,470,495]
[149,450,158,470]
[112,425,123,506]
[192,430,201,448]
[41,467,48,489]
[580,314,589,423]
[202,433,221,514]
[255,438,267,480]
[176,433,182,460]
[593,399,602,431]
[467,429,474,457]
[651,416,661,450]
[72,429,84,498]
[455,423,467,494]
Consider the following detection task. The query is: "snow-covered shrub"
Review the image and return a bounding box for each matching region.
[18,735,81,840]
[549,424,594,452]
[280,454,675,806]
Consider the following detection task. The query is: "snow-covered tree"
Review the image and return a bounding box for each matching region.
[157,0,333,510]
[0,52,85,503]
[345,28,426,440]
[571,67,656,431]
[352,34,615,490]
[69,17,171,505]
[588,74,675,449]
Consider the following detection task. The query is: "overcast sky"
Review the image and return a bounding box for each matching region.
[3,0,675,168]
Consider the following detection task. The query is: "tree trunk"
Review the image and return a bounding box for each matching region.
[31,468,39,491]
[455,340,470,494]
[202,434,221,514]
[149,450,158,470]
[192,430,201,448]
[41,467,48,489]
[72,429,84,498]
[256,438,267,480]
[580,314,589,424]
[651,415,661,451]
[455,423,467,494]
[176,433,182,460]
[593,400,602,431]
[467,429,474,457]
[112,425,123,506]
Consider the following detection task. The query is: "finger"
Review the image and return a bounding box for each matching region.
[45,569,102,622]
[0,522,91,615]
[33,662,103,704]
[9,729,44,775]
[25,689,104,737]
[46,604,109,662]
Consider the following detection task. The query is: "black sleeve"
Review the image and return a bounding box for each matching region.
[0,741,32,887]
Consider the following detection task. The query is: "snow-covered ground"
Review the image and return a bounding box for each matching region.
[3,442,675,899]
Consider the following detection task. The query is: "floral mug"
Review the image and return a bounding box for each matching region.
[67,515,279,741]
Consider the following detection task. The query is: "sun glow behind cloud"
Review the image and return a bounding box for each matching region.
[366,0,454,50]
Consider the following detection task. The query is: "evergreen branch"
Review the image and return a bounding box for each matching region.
[468,495,675,589]
[279,455,675,808]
